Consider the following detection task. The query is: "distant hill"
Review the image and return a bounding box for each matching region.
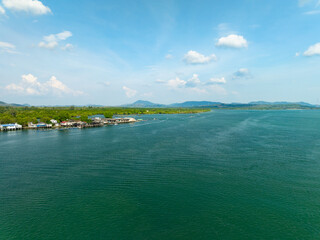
[0,101,30,107]
[123,100,166,108]
[249,101,315,107]
[170,101,222,108]
[2,99,319,109]
[123,100,319,109]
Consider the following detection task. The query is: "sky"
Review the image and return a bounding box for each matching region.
[1,0,320,106]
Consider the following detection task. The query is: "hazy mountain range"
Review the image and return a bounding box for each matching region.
[0,101,30,107]
[1,100,319,108]
[123,100,319,108]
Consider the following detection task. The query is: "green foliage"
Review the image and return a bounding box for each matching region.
[0,106,209,126]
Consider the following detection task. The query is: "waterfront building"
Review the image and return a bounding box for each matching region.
[28,122,52,128]
[0,123,22,131]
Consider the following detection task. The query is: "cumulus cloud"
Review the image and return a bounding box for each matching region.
[5,74,83,96]
[38,31,72,50]
[159,74,227,95]
[185,74,201,87]
[167,77,187,88]
[303,42,320,56]
[216,34,248,48]
[232,68,251,79]
[206,77,226,84]
[122,86,137,98]
[2,0,51,15]
[0,5,5,14]
[183,50,217,64]
[38,41,58,49]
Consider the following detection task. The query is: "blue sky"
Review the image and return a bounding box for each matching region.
[1,0,320,105]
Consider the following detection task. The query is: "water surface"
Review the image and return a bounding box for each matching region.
[1,110,320,239]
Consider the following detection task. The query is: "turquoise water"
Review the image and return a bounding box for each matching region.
[1,110,320,239]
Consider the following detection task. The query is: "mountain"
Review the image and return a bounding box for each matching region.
[123,100,319,109]
[0,101,30,107]
[249,101,315,106]
[169,101,222,108]
[124,100,166,108]
[2,99,318,109]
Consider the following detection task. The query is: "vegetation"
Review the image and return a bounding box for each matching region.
[0,106,210,126]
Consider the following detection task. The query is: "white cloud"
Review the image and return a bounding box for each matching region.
[22,73,39,84]
[185,74,201,87]
[167,77,186,88]
[2,0,51,15]
[5,83,24,92]
[56,31,72,40]
[5,74,83,96]
[232,68,251,79]
[0,41,15,49]
[159,74,227,95]
[183,50,217,64]
[0,5,5,14]
[165,54,173,59]
[39,31,72,50]
[122,86,137,98]
[206,77,226,84]
[38,41,58,49]
[303,42,320,56]
[61,43,73,51]
[216,34,248,48]
[0,41,18,54]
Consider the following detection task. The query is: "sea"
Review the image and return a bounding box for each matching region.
[1,110,320,239]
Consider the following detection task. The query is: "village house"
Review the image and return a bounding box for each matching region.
[102,117,136,125]
[60,121,74,127]
[28,122,52,129]
[0,123,23,131]
[60,120,87,127]
[50,119,60,127]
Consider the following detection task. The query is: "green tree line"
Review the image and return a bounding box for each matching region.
[0,106,209,126]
